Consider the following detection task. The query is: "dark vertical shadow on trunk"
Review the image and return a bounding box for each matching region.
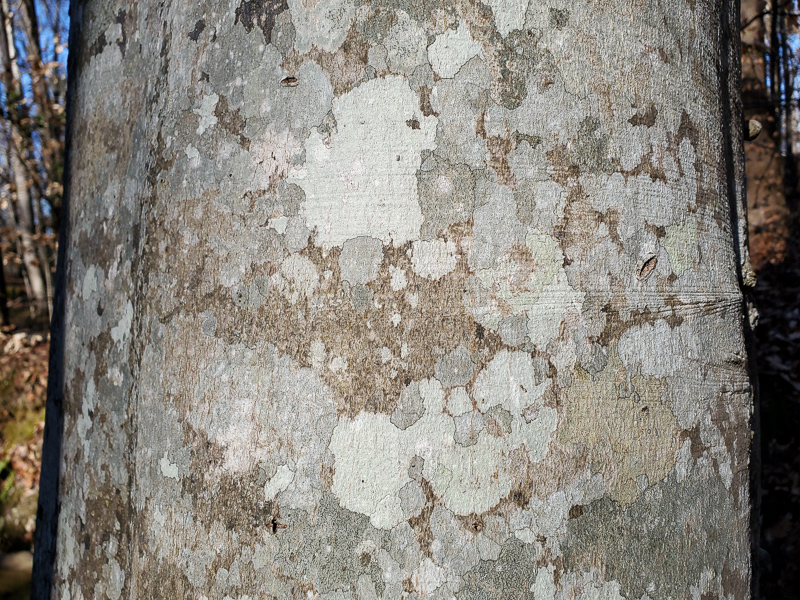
[719,1,762,598]
[30,5,82,597]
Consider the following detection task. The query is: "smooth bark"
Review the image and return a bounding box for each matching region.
[35,0,756,598]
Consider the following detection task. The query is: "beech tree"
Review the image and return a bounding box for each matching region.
[33,0,756,598]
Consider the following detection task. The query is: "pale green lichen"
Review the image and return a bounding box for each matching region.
[662,214,699,277]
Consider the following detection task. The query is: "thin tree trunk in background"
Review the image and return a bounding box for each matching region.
[37,243,53,319]
[0,243,10,326]
[779,4,800,218]
[31,188,53,319]
[8,137,47,315]
[740,0,795,270]
[34,0,756,598]
[770,0,781,113]
[0,0,47,317]
[16,0,57,184]
[741,0,768,107]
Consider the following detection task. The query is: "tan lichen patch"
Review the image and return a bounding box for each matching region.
[558,350,680,505]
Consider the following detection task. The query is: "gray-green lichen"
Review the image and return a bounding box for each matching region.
[44,0,752,597]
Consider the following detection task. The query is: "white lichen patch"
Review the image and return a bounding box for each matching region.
[411,558,448,596]
[485,0,530,36]
[274,253,319,303]
[525,269,585,350]
[447,387,473,416]
[379,346,394,364]
[289,0,355,54]
[472,350,547,413]
[309,339,327,370]
[184,144,199,163]
[100,558,125,600]
[662,214,699,277]
[264,464,295,501]
[427,23,484,79]
[77,378,96,443]
[194,92,219,135]
[82,265,97,300]
[556,571,628,600]
[267,216,289,235]
[290,76,437,247]
[189,341,338,511]
[390,265,408,290]
[329,379,453,529]
[431,411,556,515]
[250,128,305,191]
[111,301,134,344]
[329,355,348,373]
[405,291,419,309]
[432,351,556,515]
[330,355,556,526]
[411,239,458,280]
[159,453,180,480]
[531,566,557,599]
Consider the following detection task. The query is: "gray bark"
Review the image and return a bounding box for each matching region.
[34,0,755,598]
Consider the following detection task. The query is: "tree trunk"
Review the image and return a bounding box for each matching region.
[8,136,48,316]
[16,0,60,199]
[0,0,48,318]
[34,0,756,598]
[0,243,10,326]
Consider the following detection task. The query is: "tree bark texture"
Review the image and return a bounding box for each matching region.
[34,0,755,598]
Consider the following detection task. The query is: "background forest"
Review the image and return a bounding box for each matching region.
[0,0,795,597]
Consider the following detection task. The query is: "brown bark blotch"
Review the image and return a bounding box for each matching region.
[214,94,250,150]
[235,0,290,45]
